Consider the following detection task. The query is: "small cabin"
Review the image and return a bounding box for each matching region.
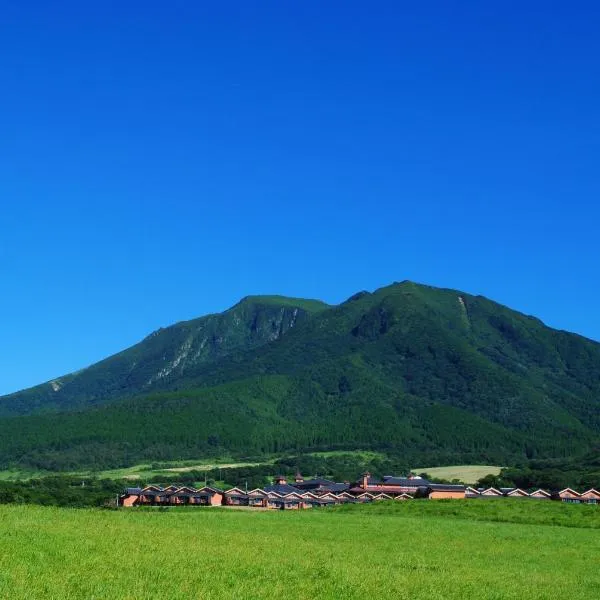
[187,493,204,505]
[119,487,142,507]
[169,487,198,505]
[580,489,600,504]
[558,488,581,503]
[299,492,321,508]
[465,487,480,498]
[319,493,341,505]
[247,489,268,507]
[195,486,224,506]
[505,488,529,498]
[223,488,249,506]
[282,493,304,510]
[266,492,285,510]
[319,497,336,507]
[138,486,167,505]
[394,493,413,501]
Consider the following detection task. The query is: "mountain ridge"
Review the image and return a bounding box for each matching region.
[1,281,599,471]
[0,295,328,416]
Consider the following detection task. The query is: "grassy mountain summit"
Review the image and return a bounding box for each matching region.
[1,281,599,471]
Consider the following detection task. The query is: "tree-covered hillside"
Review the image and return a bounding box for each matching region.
[1,281,599,471]
[0,295,328,416]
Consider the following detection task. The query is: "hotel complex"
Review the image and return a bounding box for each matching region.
[119,472,600,509]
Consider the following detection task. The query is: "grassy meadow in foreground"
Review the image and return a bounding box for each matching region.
[1,501,599,599]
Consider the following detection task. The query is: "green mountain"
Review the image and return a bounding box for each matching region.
[1,281,599,471]
[0,295,328,416]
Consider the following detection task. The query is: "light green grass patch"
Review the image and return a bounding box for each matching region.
[308,450,386,460]
[414,464,502,483]
[0,457,273,482]
[0,468,48,481]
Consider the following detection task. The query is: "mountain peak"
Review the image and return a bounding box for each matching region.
[229,295,329,314]
[1,281,600,475]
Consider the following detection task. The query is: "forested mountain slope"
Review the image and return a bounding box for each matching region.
[1,281,599,471]
[0,296,328,416]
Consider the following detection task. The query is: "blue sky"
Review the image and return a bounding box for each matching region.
[1,1,599,396]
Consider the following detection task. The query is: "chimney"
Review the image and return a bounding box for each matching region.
[362,472,371,489]
[294,472,304,484]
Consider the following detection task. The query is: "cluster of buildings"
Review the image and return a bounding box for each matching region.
[467,486,600,504]
[118,471,600,508]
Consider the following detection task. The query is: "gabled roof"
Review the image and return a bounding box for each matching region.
[506,488,529,497]
[300,492,320,499]
[394,493,413,500]
[581,488,600,499]
[319,493,339,500]
[481,487,503,496]
[357,492,374,499]
[171,487,199,497]
[139,489,167,497]
[247,488,268,497]
[465,487,480,495]
[529,489,551,498]
[224,487,247,496]
[283,492,304,500]
[559,488,581,497]
[373,493,393,500]
[196,486,223,495]
[141,485,163,493]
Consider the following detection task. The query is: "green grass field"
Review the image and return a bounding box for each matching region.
[306,449,387,462]
[0,457,271,482]
[415,464,502,483]
[0,500,598,599]
[0,456,498,485]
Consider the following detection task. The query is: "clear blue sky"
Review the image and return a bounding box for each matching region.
[1,1,599,396]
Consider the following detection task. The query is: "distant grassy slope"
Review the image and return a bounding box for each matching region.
[0,460,267,482]
[0,281,599,471]
[0,502,598,599]
[414,465,503,483]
